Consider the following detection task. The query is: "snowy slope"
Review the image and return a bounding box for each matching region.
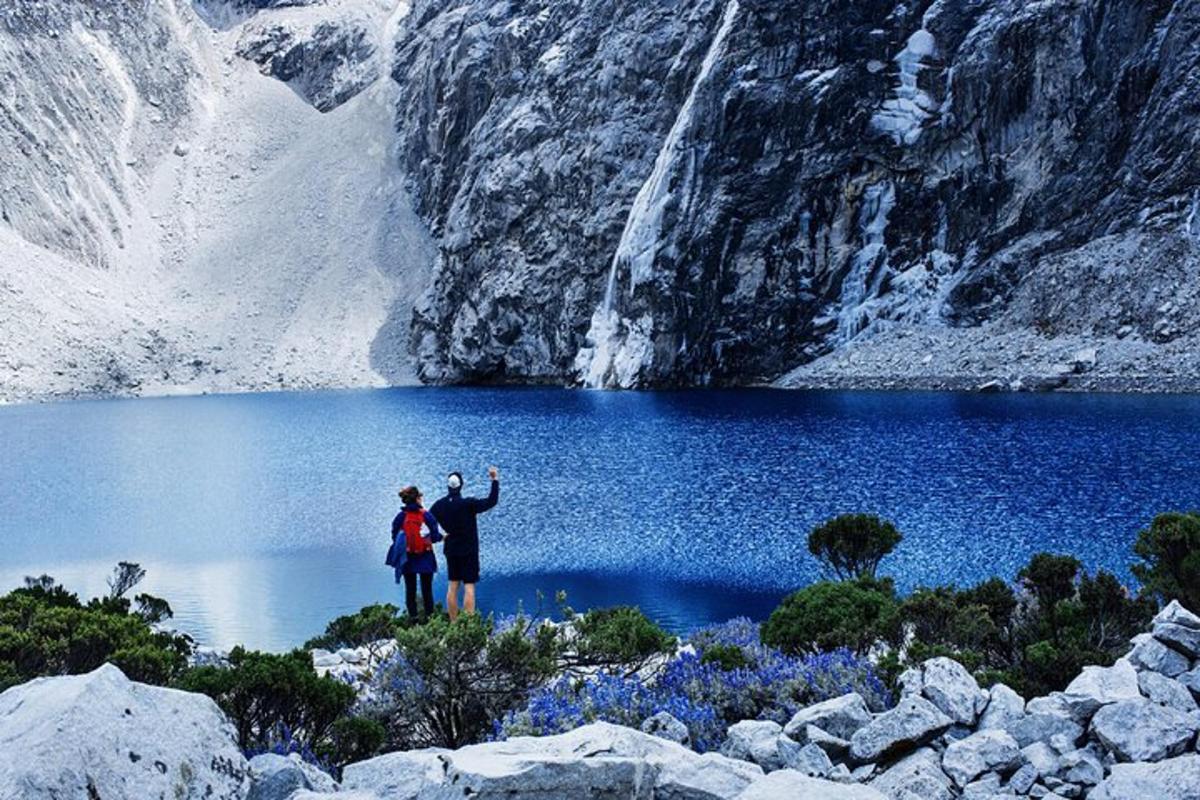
[0,0,432,402]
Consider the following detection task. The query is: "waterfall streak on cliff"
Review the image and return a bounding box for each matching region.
[576,0,740,388]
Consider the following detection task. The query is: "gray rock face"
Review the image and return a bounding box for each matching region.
[736,769,888,800]
[1061,659,1142,719]
[1090,698,1199,762]
[869,748,955,800]
[1138,670,1199,713]
[342,722,765,799]
[779,740,834,778]
[978,684,1026,730]
[235,8,380,112]
[919,657,988,726]
[940,729,1022,788]
[1129,634,1192,677]
[247,753,338,800]
[1154,601,1200,630]
[1154,623,1200,659]
[1004,713,1084,749]
[1058,747,1104,786]
[784,693,874,742]
[1179,667,1200,699]
[642,710,692,747]
[722,719,786,772]
[850,695,954,763]
[1089,754,1200,800]
[0,664,250,800]
[392,0,1200,389]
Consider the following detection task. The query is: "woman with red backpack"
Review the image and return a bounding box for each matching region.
[391,485,443,619]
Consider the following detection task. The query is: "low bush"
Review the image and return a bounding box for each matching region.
[498,617,890,752]
[1133,511,1200,611]
[177,648,357,759]
[562,605,676,677]
[368,613,560,749]
[0,571,191,691]
[761,578,902,656]
[303,603,405,661]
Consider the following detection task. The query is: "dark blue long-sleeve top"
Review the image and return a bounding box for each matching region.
[431,479,499,558]
[392,503,442,579]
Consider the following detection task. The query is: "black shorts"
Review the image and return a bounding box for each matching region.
[446,552,480,584]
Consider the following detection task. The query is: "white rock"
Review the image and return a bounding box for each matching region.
[0,664,250,800]
[850,695,954,763]
[248,753,337,800]
[1138,670,1199,712]
[1090,698,1199,762]
[869,748,955,800]
[919,657,988,725]
[1089,754,1200,800]
[737,769,888,799]
[1129,635,1191,677]
[779,740,833,778]
[1154,601,1200,630]
[978,684,1026,730]
[1154,622,1200,658]
[940,729,1022,788]
[1058,747,1104,786]
[784,693,873,741]
[1004,712,1083,749]
[1061,659,1142,718]
[641,710,691,747]
[343,722,763,799]
[722,719,786,772]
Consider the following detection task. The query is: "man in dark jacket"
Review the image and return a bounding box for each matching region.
[431,466,499,620]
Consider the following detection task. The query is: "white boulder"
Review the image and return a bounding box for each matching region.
[940,729,1022,788]
[343,722,764,799]
[1153,601,1200,630]
[0,663,250,800]
[736,769,887,799]
[784,693,873,741]
[1061,659,1142,718]
[978,684,1026,730]
[919,657,988,726]
[721,720,786,772]
[1129,635,1191,677]
[850,696,954,763]
[1138,670,1199,712]
[1090,698,1199,762]
[1089,754,1200,800]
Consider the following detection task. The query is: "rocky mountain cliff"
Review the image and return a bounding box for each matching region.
[1,0,1198,399]
[397,0,1200,389]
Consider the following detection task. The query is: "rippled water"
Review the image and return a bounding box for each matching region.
[2,388,1198,650]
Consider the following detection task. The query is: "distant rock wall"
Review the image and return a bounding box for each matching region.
[394,0,1200,388]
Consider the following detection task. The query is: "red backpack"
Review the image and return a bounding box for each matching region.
[403,509,431,555]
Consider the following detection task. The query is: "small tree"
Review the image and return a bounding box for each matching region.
[1018,553,1080,644]
[561,606,676,678]
[807,514,902,581]
[761,579,902,656]
[304,603,403,662]
[107,562,147,599]
[1132,511,1200,611]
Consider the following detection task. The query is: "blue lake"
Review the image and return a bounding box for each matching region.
[2,388,1198,651]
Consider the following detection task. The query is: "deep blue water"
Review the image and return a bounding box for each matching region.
[1,387,1198,651]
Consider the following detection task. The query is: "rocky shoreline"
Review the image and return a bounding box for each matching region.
[4,601,1200,799]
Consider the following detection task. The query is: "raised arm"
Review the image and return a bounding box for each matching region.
[471,467,500,513]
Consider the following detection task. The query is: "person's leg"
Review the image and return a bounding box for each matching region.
[463,582,476,616]
[403,572,418,618]
[446,580,460,621]
[420,572,434,618]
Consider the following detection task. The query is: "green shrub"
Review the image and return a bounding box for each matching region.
[700,643,752,671]
[303,603,404,660]
[0,574,191,689]
[564,606,676,676]
[317,716,387,769]
[372,613,560,748]
[807,514,902,580]
[177,647,356,754]
[1132,511,1200,611]
[761,579,902,655]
